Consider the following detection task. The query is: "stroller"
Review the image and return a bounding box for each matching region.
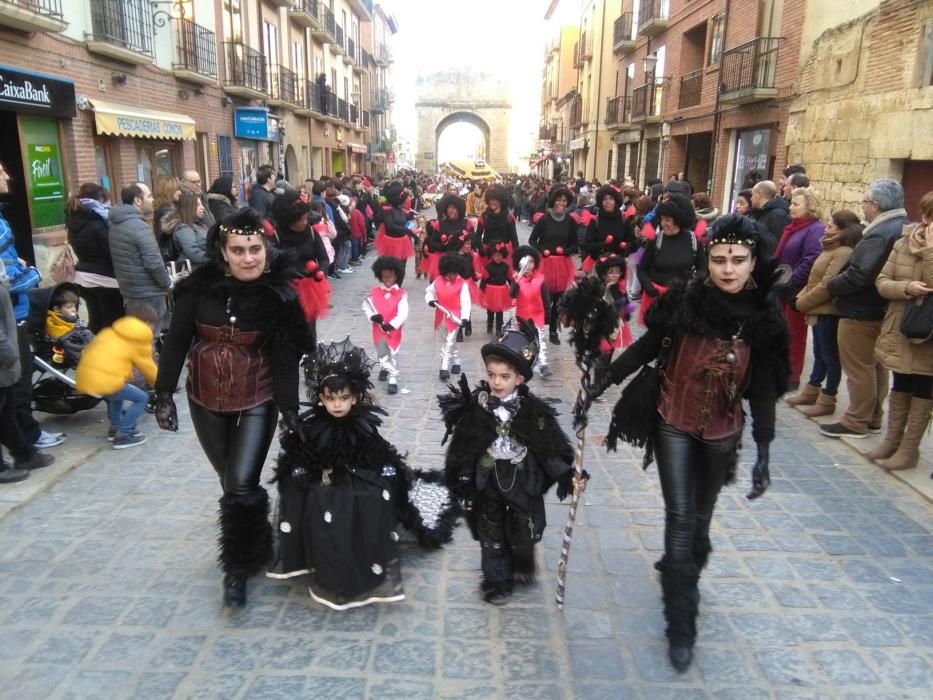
[26,282,101,415]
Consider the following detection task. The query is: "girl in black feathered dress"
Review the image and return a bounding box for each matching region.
[593,214,789,673]
[269,340,455,610]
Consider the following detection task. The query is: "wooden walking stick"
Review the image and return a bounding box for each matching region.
[554,277,619,608]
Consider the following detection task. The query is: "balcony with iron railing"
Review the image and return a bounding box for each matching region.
[0,0,66,33]
[605,95,633,127]
[86,0,152,64]
[346,36,357,67]
[362,109,370,128]
[222,42,268,99]
[720,37,782,104]
[269,0,291,7]
[372,138,392,154]
[371,87,391,113]
[569,97,587,128]
[171,17,217,85]
[311,4,334,43]
[337,96,349,123]
[538,125,557,141]
[631,79,664,122]
[573,34,593,69]
[612,12,635,54]
[376,42,391,65]
[678,68,703,109]
[360,48,373,70]
[289,0,320,30]
[331,24,345,56]
[637,0,669,37]
[349,103,358,125]
[269,64,300,108]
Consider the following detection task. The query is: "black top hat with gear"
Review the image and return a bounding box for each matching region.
[481,318,540,381]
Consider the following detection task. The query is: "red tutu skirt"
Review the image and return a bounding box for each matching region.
[638,283,668,325]
[294,276,332,321]
[421,251,441,279]
[482,284,513,312]
[375,232,414,260]
[539,255,576,293]
[466,278,482,304]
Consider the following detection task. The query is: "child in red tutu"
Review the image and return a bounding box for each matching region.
[423,194,474,281]
[593,254,635,391]
[425,253,471,380]
[413,214,428,279]
[510,245,551,376]
[479,242,514,336]
[459,237,483,333]
[529,185,577,346]
[361,256,408,395]
[374,182,415,261]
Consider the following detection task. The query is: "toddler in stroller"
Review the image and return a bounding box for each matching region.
[27,283,101,416]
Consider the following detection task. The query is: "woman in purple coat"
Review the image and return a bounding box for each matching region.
[776,187,825,389]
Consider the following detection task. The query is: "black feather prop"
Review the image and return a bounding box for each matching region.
[437,373,473,445]
[558,276,619,369]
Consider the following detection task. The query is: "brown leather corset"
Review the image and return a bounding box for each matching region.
[187,322,273,413]
[658,333,751,440]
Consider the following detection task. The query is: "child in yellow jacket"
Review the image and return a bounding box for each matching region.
[75,302,160,449]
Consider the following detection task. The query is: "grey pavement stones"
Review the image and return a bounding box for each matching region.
[1,221,932,698]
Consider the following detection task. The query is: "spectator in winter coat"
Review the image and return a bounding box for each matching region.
[109,183,172,334]
[164,192,210,269]
[775,187,826,389]
[749,180,790,257]
[180,169,215,230]
[66,182,123,332]
[349,197,367,264]
[206,176,238,225]
[820,178,909,439]
[248,165,276,222]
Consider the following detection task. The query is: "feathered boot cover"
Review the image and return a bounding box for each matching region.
[658,556,700,672]
[218,489,272,605]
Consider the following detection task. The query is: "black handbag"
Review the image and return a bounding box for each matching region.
[900,295,933,342]
[606,336,672,466]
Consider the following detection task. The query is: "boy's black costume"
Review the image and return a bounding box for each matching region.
[438,321,574,602]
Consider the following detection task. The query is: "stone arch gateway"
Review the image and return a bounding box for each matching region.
[415,71,511,175]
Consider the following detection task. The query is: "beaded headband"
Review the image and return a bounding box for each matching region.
[219,224,262,237]
[707,231,757,251]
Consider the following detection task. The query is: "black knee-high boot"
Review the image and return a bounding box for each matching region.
[658,556,700,672]
[218,489,272,607]
[495,312,503,336]
[548,295,562,344]
[693,514,713,572]
[487,311,494,334]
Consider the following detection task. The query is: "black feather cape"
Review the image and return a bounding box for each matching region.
[438,376,575,497]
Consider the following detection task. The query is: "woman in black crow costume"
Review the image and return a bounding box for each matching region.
[592,214,789,672]
[269,339,455,610]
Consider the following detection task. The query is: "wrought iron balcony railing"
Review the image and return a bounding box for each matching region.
[720,37,782,103]
[222,42,267,95]
[612,13,636,53]
[171,17,217,79]
[678,68,703,109]
[605,95,632,125]
[637,0,669,37]
[88,0,152,56]
[631,79,664,121]
[270,64,299,105]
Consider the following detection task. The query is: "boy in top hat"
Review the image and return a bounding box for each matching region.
[438,319,577,605]
[425,253,471,380]
[362,256,409,395]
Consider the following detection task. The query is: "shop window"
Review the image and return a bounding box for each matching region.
[218,135,234,179]
[136,143,176,188]
[94,139,114,196]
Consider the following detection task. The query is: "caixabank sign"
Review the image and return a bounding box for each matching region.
[0,65,75,119]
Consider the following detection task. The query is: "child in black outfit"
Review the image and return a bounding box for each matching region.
[479,242,514,336]
[438,320,580,605]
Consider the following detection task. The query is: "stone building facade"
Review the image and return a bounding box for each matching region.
[785,0,933,219]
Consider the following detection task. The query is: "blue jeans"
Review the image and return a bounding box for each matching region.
[807,315,841,395]
[351,237,361,261]
[107,383,148,436]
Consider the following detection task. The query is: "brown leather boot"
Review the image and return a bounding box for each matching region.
[785,383,820,406]
[879,397,933,471]
[801,391,836,418]
[863,391,911,462]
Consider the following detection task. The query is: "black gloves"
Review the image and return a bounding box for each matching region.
[460,319,469,328]
[428,300,437,307]
[644,284,660,298]
[370,313,384,324]
[380,322,394,333]
[153,391,178,432]
[280,409,305,443]
[746,442,771,500]
[479,279,487,291]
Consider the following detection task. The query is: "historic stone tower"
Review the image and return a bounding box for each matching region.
[415,71,512,174]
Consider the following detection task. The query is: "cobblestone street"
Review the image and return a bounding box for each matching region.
[1,221,931,700]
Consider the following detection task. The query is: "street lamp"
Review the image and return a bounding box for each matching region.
[643,53,657,82]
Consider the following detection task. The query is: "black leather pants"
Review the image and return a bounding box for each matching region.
[189,400,278,497]
[653,420,739,564]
